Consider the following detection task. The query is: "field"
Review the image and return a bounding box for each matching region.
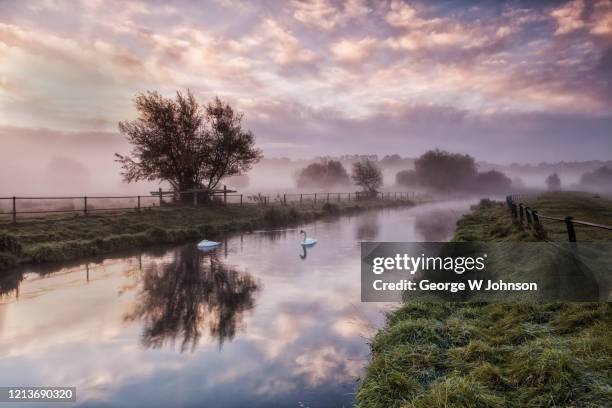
[357,192,612,408]
[0,199,413,272]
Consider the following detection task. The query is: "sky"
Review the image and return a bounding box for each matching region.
[0,0,611,167]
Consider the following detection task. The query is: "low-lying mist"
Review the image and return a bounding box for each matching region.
[1,128,611,197]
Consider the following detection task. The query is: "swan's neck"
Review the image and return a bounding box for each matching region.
[301,231,307,242]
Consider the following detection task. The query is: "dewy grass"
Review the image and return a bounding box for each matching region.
[0,199,412,272]
[357,193,612,408]
[357,302,612,408]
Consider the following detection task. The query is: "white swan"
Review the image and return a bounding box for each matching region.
[300,230,317,246]
[197,240,221,251]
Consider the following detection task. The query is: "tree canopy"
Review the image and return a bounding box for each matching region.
[580,166,612,188]
[352,160,383,194]
[414,149,476,190]
[546,173,561,191]
[297,160,350,189]
[116,90,262,192]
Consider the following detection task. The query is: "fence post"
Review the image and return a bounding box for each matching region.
[84,196,88,216]
[519,204,524,225]
[565,216,577,242]
[240,194,243,206]
[137,195,141,211]
[158,188,162,207]
[532,210,540,226]
[314,193,317,204]
[12,196,16,224]
[348,193,351,201]
[532,210,544,237]
[327,193,330,202]
[267,194,270,205]
[193,190,198,206]
[525,207,532,226]
[223,185,227,205]
[300,194,303,205]
[283,194,286,205]
[337,193,340,202]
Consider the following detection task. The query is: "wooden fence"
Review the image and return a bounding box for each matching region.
[506,195,612,242]
[0,190,418,224]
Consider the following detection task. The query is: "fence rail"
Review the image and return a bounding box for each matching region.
[0,190,418,224]
[506,195,612,242]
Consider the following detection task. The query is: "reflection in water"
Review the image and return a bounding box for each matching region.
[300,245,307,260]
[125,246,259,352]
[0,271,22,300]
[0,202,479,407]
[355,212,380,241]
[414,209,463,241]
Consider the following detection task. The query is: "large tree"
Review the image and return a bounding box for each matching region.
[116,90,262,192]
[352,160,383,195]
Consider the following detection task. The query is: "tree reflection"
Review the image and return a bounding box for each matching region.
[414,210,459,241]
[125,245,259,352]
[355,213,380,241]
[0,270,22,300]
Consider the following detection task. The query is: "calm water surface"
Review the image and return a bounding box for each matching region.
[0,201,473,407]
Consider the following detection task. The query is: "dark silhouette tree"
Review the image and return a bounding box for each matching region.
[580,166,612,188]
[352,160,383,195]
[473,170,512,193]
[395,169,418,187]
[546,173,561,191]
[116,90,262,192]
[297,160,350,188]
[414,149,476,190]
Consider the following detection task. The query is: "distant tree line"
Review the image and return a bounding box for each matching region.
[580,166,612,188]
[296,159,383,194]
[395,149,512,193]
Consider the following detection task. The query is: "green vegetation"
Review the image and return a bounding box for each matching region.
[358,302,611,407]
[0,199,412,272]
[358,192,612,408]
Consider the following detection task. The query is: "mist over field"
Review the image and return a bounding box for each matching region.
[2,124,611,196]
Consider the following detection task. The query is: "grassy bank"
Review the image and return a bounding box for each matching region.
[357,192,612,408]
[0,199,413,272]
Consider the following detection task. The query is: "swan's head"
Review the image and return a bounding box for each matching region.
[300,230,305,234]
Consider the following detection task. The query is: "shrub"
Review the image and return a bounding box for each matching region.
[0,252,17,270]
[146,227,169,242]
[262,207,287,226]
[0,232,22,255]
[322,202,339,214]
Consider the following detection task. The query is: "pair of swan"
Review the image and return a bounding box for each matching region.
[198,230,316,252]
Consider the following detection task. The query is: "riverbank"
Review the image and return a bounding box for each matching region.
[357,193,612,408]
[0,199,414,272]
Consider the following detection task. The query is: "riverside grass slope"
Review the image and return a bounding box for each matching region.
[0,199,413,272]
[357,192,612,408]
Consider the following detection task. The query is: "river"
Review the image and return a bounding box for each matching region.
[0,200,474,407]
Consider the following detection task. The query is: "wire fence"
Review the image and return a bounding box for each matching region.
[506,195,612,242]
[0,190,420,224]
